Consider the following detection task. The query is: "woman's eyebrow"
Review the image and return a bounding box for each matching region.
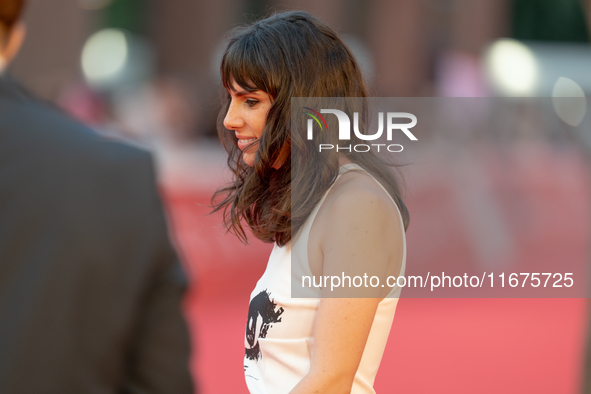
[230,88,261,97]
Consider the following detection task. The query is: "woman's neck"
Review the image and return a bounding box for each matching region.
[338,156,354,166]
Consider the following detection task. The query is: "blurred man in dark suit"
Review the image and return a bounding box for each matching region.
[0,1,194,392]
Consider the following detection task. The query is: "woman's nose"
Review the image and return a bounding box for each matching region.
[224,101,244,130]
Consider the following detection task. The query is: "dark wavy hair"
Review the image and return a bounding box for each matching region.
[213,11,409,246]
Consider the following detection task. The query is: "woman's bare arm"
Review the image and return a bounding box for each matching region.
[290,180,403,394]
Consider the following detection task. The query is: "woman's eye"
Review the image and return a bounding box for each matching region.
[245,99,259,107]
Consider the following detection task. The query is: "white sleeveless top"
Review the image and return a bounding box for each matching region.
[244,164,407,394]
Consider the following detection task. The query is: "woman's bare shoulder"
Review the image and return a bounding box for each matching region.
[325,170,399,219]
[312,169,403,247]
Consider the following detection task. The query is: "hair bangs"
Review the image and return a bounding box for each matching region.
[221,34,273,95]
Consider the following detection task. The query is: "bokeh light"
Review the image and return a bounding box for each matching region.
[552,76,587,127]
[485,38,539,96]
[81,28,129,88]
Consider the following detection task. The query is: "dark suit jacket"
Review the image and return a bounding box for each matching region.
[0,75,194,393]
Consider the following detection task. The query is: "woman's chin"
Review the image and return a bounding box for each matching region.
[242,153,255,167]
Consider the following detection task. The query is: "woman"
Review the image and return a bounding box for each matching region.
[213,11,408,394]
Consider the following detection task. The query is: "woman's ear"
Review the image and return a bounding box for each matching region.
[0,21,26,68]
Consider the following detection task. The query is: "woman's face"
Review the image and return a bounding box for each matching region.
[224,80,273,167]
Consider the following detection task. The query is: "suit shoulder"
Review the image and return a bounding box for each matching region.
[0,97,159,209]
[1,96,153,171]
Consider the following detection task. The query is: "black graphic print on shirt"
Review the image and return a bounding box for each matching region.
[245,290,284,361]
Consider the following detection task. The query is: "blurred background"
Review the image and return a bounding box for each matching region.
[8,0,591,392]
